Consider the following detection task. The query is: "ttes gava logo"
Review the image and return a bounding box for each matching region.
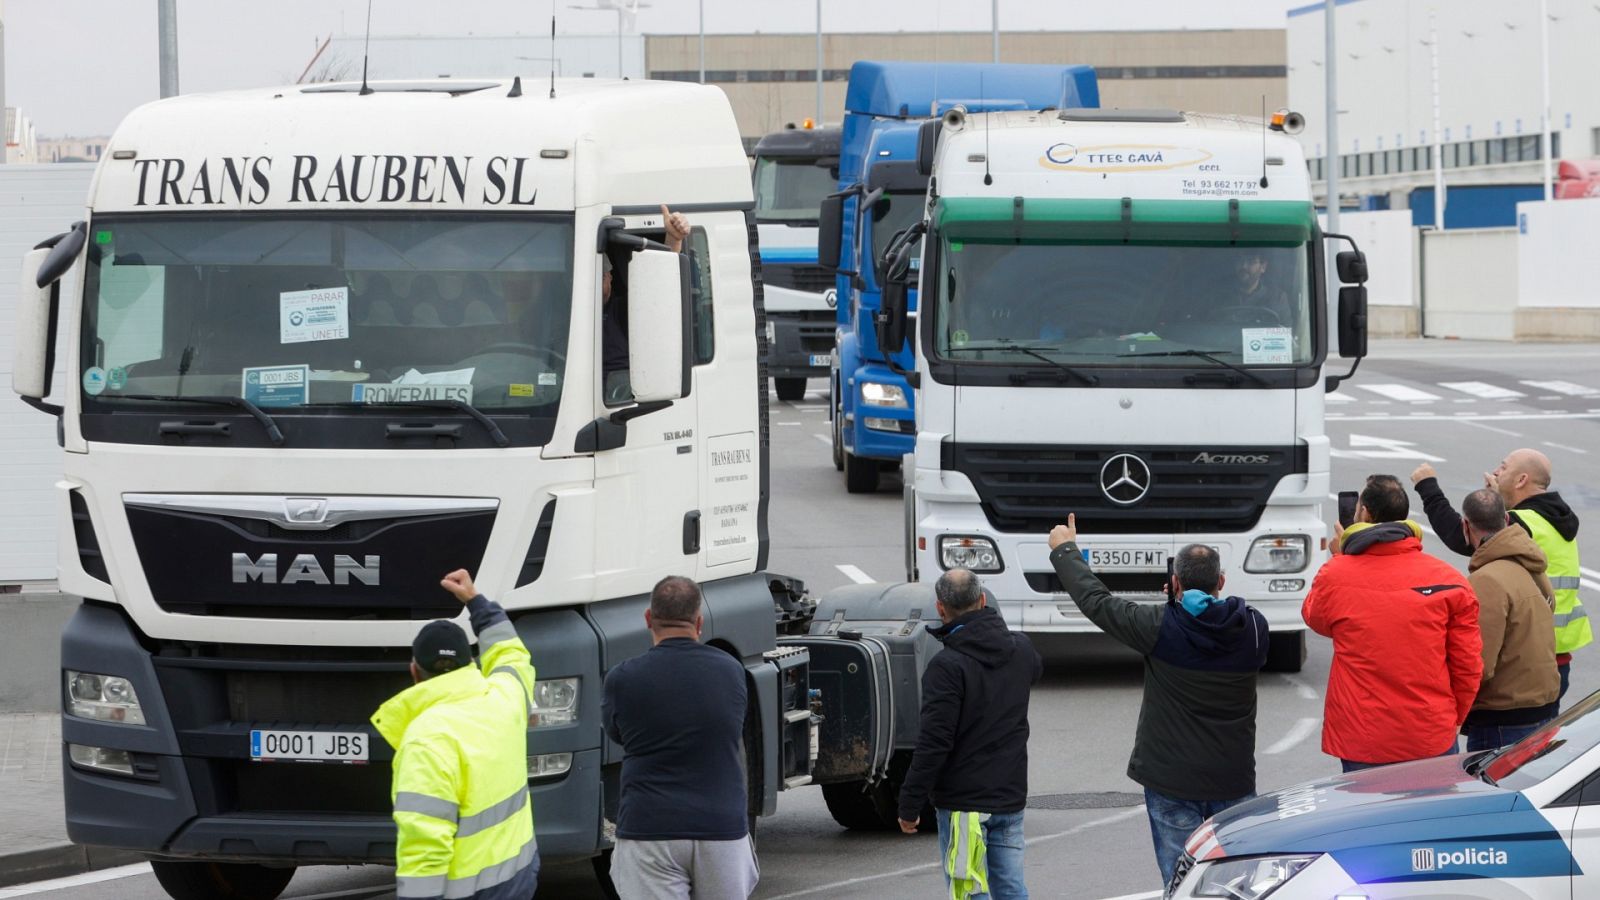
[1411,846,1509,872]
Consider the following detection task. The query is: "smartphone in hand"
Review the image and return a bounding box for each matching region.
[1337,491,1360,529]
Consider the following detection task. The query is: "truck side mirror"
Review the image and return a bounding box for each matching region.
[13,247,58,400]
[1335,249,1368,285]
[817,194,844,271]
[915,119,941,177]
[1337,285,1368,359]
[875,245,913,354]
[628,248,691,402]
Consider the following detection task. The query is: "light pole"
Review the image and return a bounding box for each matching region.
[1428,11,1445,229]
[1324,0,1338,233]
[158,0,179,97]
[992,0,1000,63]
[567,1,650,79]
[699,0,706,84]
[1539,0,1552,201]
[815,0,823,124]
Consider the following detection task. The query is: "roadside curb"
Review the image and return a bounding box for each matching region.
[0,843,145,889]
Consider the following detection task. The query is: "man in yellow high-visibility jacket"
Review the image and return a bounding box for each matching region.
[373,569,538,900]
[1415,449,1588,701]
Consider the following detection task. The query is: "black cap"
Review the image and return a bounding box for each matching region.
[413,620,473,676]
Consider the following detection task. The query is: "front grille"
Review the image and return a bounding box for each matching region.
[69,491,109,582]
[945,443,1306,535]
[763,263,834,294]
[225,669,410,723]
[1025,571,1168,595]
[228,758,395,815]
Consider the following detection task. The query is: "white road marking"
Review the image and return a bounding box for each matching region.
[836,564,875,584]
[1326,411,1600,423]
[1358,383,1441,403]
[1264,717,1322,755]
[1522,379,1599,397]
[765,807,1147,900]
[1325,392,1355,405]
[777,421,802,426]
[1093,892,1165,900]
[1582,566,1600,581]
[0,863,153,897]
[1330,433,1445,461]
[1439,381,1525,399]
[1543,441,1588,455]
[293,887,398,900]
[1281,674,1320,700]
[811,433,831,446]
[1461,420,1523,437]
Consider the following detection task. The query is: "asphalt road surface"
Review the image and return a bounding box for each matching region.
[13,339,1600,900]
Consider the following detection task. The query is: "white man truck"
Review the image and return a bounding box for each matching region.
[12,77,928,899]
[751,125,842,401]
[880,107,1370,672]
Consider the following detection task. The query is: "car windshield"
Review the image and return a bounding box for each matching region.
[1480,689,1600,791]
[753,157,835,224]
[931,239,1313,367]
[81,215,573,412]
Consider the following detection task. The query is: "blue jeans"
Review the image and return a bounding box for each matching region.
[935,808,1027,900]
[1142,787,1254,887]
[1464,720,1550,752]
[1340,740,1458,773]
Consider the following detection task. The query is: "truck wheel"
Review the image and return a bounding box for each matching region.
[1264,630,1307,673]
[822,781,893,830]
[774,377,807,401]
[844,451,880,493]
[831,399,845,471]
[149,860,295,900]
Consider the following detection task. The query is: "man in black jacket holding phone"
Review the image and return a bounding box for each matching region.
[897,568,1043,900]
[1049,515,1269,888]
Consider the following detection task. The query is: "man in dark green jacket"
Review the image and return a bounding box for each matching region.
[1048,515,1268,888]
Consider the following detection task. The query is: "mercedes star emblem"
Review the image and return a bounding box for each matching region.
[1099,453,1152,506]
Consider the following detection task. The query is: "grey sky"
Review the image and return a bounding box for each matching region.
[5,0,1299,137]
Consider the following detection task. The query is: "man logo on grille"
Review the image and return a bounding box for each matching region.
[1100,453,1152,506]
[1412,847,1435,872]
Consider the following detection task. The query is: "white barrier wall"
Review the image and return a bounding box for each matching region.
[0,164,94,585]
[1517,197,1600,309]
[1319,210,1415,308]
[1419,227,1520,340]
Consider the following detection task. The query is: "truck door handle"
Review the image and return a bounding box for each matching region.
[683,510,701,555]
[160,421,230,437]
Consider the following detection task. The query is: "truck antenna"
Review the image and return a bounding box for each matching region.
[550,14,558,99]
[1258,94,1270,189]
[982,74,993,186]
[358,0,374,95]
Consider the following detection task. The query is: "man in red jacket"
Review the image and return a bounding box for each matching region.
[1303,473,1483,772]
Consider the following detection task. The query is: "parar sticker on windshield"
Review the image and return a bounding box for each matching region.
[1241,327,1292,365]
[280,287,350,344]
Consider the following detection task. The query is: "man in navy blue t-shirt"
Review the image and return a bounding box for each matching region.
[601,575,757,899]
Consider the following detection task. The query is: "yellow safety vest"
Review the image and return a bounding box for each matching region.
[1512,507,1592,655]
[373,620,537,899]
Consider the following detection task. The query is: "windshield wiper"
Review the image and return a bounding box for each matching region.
[1116,348,1267,387]
[117,394,285,446]
[961,341,1100,386]
[329,398,510,448]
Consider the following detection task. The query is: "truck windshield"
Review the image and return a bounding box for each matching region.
[870,192,927,268]
[753,157,835,224]
[931,239,1312,367]
[80,214,574,412]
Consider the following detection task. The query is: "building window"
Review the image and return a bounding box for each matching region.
[1487,139,1505,165]
[1552,132,1562,158]
[1592,127,1600,156]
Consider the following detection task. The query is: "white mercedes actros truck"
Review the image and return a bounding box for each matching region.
[881,107,1370,672]
[12,77,930,899]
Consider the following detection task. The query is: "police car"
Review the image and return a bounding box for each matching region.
[1166,691,1600,898]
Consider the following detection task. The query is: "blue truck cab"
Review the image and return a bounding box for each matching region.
[823,61,1100,493]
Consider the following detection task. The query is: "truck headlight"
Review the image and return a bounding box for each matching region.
[1243,536,1309,574]
[860,382,908,408]
[528,752,573,779]
[938,536,1003,573]
[1191,854,1317,898]
[66,671,146,725]
[532,677,579,727]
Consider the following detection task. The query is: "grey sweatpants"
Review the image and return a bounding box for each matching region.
[610,836,759,900]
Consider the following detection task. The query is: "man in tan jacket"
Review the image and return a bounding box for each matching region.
[1461,488,1561,751]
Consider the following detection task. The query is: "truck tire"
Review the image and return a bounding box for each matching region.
[1264,630,1307,673]
[822,781,893,830]
[774,377,807,401]
[844,451,880,493]
[149,860,295,900]
[831,399,845,471]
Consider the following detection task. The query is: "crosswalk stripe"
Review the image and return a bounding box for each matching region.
[1438,381,1525,399]
[1521,380,1598,397]
[1325,393,1355,404]
[1358,383,1442,402]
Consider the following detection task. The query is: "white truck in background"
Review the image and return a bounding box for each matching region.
[878,106,1371,672]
